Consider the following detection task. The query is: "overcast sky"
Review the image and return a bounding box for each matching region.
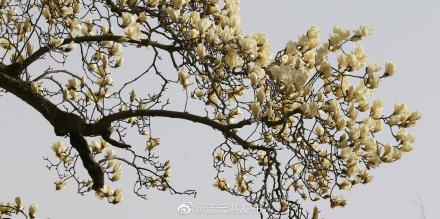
[1,0,439,219]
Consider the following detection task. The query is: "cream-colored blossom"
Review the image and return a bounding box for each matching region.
[177,67,192,89]
[166,7,180,22]
[121,12,134,28]
[55,180,66,191]
[15,196,23,210]
[50,38,64,48]
[353,24,373,39]
[250,102,260,119]
[384,61,396,77]
[213,178,228,191]
[29,203,38,218]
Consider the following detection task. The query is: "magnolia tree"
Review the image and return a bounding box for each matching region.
[0,0,420,218]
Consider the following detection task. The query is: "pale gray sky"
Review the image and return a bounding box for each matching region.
[1,0,439,219]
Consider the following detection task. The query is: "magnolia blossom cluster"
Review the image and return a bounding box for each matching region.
[0,197,39,219]
[163,0,273,105]
[47,132,177,204]
[210,23,420,213]
[51,140,72,163]
[95,186,123,204]
[105,149,123,182]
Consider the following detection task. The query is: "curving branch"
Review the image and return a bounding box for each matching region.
[95,109,275,151]
[70,132,104,191]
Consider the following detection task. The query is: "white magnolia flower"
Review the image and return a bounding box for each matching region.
[173,0,187,9]
[121,12,134,28]
[250,102,261,119]
[29,203,38,218]
[196,43,207,58]
[50,38,64,48]
[354,24,373,39]
[166,7,180,22]
[384,61,396,77]
[15,196,23,210]
[124,23,141,41]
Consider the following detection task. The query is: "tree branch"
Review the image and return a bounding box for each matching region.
[94,109,274,151]
[69,132,104,191]
[0,69,59,125]
[5,35,181,77]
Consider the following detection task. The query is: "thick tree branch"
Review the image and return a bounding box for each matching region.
[1,70,105,190]
[95,109,274,151]
[69,132,104,191]
[0,69,104,136]
[0,69,59,125]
